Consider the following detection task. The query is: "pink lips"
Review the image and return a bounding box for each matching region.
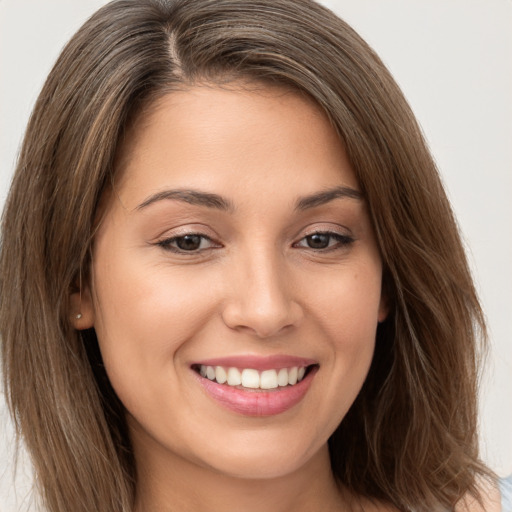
[194,354,317,371]
[192,355,318,417]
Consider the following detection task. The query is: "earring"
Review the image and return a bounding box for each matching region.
[76,269,84,321]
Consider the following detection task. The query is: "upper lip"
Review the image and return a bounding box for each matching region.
[191,354,318,371]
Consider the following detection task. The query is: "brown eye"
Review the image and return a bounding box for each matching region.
[175,235,202,251]
[306,233,330,249]
[157,233,218,253]
[294,231,354,251]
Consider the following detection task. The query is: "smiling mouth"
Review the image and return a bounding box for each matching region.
[192,360,319,416]
[192,364,318,391]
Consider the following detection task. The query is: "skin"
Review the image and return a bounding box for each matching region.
[74,82,386,511]
[72,84,499,512]
[72,82,499,511]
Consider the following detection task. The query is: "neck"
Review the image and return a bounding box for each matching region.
[133,437,347,512]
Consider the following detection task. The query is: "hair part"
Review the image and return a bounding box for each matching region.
[1,0,490,511]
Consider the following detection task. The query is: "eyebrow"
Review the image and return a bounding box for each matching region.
[136,189,234,212]
[295,186,363,210]
[135,185,362,212]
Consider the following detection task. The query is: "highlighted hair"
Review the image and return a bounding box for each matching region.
[1,0,489,510]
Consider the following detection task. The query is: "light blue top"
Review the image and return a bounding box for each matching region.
[501,475,512,512]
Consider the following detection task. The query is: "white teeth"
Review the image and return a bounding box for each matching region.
[260,369,278,389]
[215,366,227,384]
[198,364,311,389]
[227,367,242,386]
[206,366,216,380]
[241,369,260,388]
[277,368,289,387]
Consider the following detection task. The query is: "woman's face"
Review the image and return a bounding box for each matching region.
[79,83,387,480]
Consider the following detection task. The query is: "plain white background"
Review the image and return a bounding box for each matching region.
[1,1,511,510]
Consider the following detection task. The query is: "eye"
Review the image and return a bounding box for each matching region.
[294,232,354,251]
[156,234,218,253]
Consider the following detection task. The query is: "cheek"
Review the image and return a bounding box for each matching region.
[303,264,381,414]
[89,249,219,403]
[307,262,383,341]
[93,249,211,336]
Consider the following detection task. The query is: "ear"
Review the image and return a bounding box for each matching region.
[377,296,389,323]
[378,271,392,323]
[377,283,390,323]
[70,283,95,330]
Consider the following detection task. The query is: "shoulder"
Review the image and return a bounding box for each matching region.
[455,477,505,512]
[499,475,512,512]
[341,476,511,512]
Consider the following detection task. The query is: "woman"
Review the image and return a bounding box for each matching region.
[0,0,507,510]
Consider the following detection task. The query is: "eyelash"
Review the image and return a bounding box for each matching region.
[156,233,219,253]
[155,231,354,254]
[293,232,354,252]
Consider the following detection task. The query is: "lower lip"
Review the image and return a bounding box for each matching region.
[194,367,317,417]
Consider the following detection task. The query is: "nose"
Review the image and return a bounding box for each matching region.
[221,250,303,338]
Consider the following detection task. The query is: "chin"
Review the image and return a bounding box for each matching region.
[193,432,329,481]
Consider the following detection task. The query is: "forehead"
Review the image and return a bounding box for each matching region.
[112,82,358,210]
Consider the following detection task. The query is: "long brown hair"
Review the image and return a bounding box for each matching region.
[0,0,490,510]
